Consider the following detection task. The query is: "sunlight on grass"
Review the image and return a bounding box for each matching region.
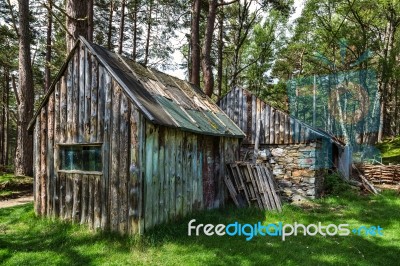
[376,136,400,164]
[0,191,399,265]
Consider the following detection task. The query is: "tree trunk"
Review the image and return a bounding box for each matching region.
[132,0,138,60]
[107,0,114,50]
[4,70,9,166]
[87,0,94,41]
[216,4,224,100]
[190,0,201,86]
[66,0,88,52]
[201,0,218,97]
[15,0,34,176]
[143,1,153,66]
[45,0,52,92]
[118,0,126,54]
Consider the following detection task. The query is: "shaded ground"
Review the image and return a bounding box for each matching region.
[0,174,33,207]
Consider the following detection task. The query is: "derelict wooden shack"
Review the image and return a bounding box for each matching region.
[218,87,350,201]
[28,37,244,234]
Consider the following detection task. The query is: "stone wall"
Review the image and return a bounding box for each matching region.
[240,141,329,202]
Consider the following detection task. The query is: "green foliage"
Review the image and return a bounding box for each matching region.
[0,191,399,265]
[376,136,400,164]
[324,172,352,196]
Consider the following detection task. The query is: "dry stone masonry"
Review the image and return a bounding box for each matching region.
[241,140,329,202]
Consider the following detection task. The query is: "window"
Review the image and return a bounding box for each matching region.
[60,144,102,172]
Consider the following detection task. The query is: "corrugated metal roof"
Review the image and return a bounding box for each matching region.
[28,37,244,137]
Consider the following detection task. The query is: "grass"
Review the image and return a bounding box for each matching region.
[0,174,33,199]
[0,189,399,266]
[376,136,400,164]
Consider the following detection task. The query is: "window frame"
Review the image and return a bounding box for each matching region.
[57,143,103,175]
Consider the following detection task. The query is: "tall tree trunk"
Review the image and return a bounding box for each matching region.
[45,0,52,92]
[202,0,218,97]
[87,0,93,41]
[216,4,224,100]
[143,1,153,66]
[118,0,126,54]
[66,0,88,52]
[4,70,9,166]
[15,0,34,176]
[132,0,138,60]
[190,0,201,86]
[107,0,114,50]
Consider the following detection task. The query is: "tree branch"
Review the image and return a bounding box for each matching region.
[11,74,20,106]
[6,0,19,38]
[217,0,239,7]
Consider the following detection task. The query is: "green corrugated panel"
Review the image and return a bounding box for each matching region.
[155,95,245,137]
[155,96,200,132]
[186,110,221,135]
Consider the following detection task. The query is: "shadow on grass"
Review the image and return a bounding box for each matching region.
[0,191,399,265]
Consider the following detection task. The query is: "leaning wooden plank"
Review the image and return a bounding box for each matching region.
[253,165,272,210]
[242,164,263,209]
[260,165,281,211]
[264,165,282,211]
[232,164,251,206]
[224,176,240,207]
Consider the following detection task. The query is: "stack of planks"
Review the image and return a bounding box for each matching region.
[225,162,282,212]
[356,164,400,185]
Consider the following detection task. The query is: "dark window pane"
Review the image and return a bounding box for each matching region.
[60,145,102,172]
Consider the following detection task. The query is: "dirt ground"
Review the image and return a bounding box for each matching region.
[0,195,33,208]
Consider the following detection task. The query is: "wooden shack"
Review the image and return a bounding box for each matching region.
[218,87,349,201]
[28,37,244,234]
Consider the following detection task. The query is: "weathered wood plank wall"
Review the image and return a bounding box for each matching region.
[219,87,324,145]
[33,42,240,235]
[142,125,239,231]
[33,43,141,234]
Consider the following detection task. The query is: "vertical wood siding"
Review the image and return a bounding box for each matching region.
[33,42,240,235]
[219,87,324,145]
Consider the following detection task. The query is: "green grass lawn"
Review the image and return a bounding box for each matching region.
[0,189,399,266]
[376,136,400,164]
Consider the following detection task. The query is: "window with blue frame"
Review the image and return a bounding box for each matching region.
[60,145,102,172]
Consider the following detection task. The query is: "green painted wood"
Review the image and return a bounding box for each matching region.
[144,123,155,231]
[152,125,160,227]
